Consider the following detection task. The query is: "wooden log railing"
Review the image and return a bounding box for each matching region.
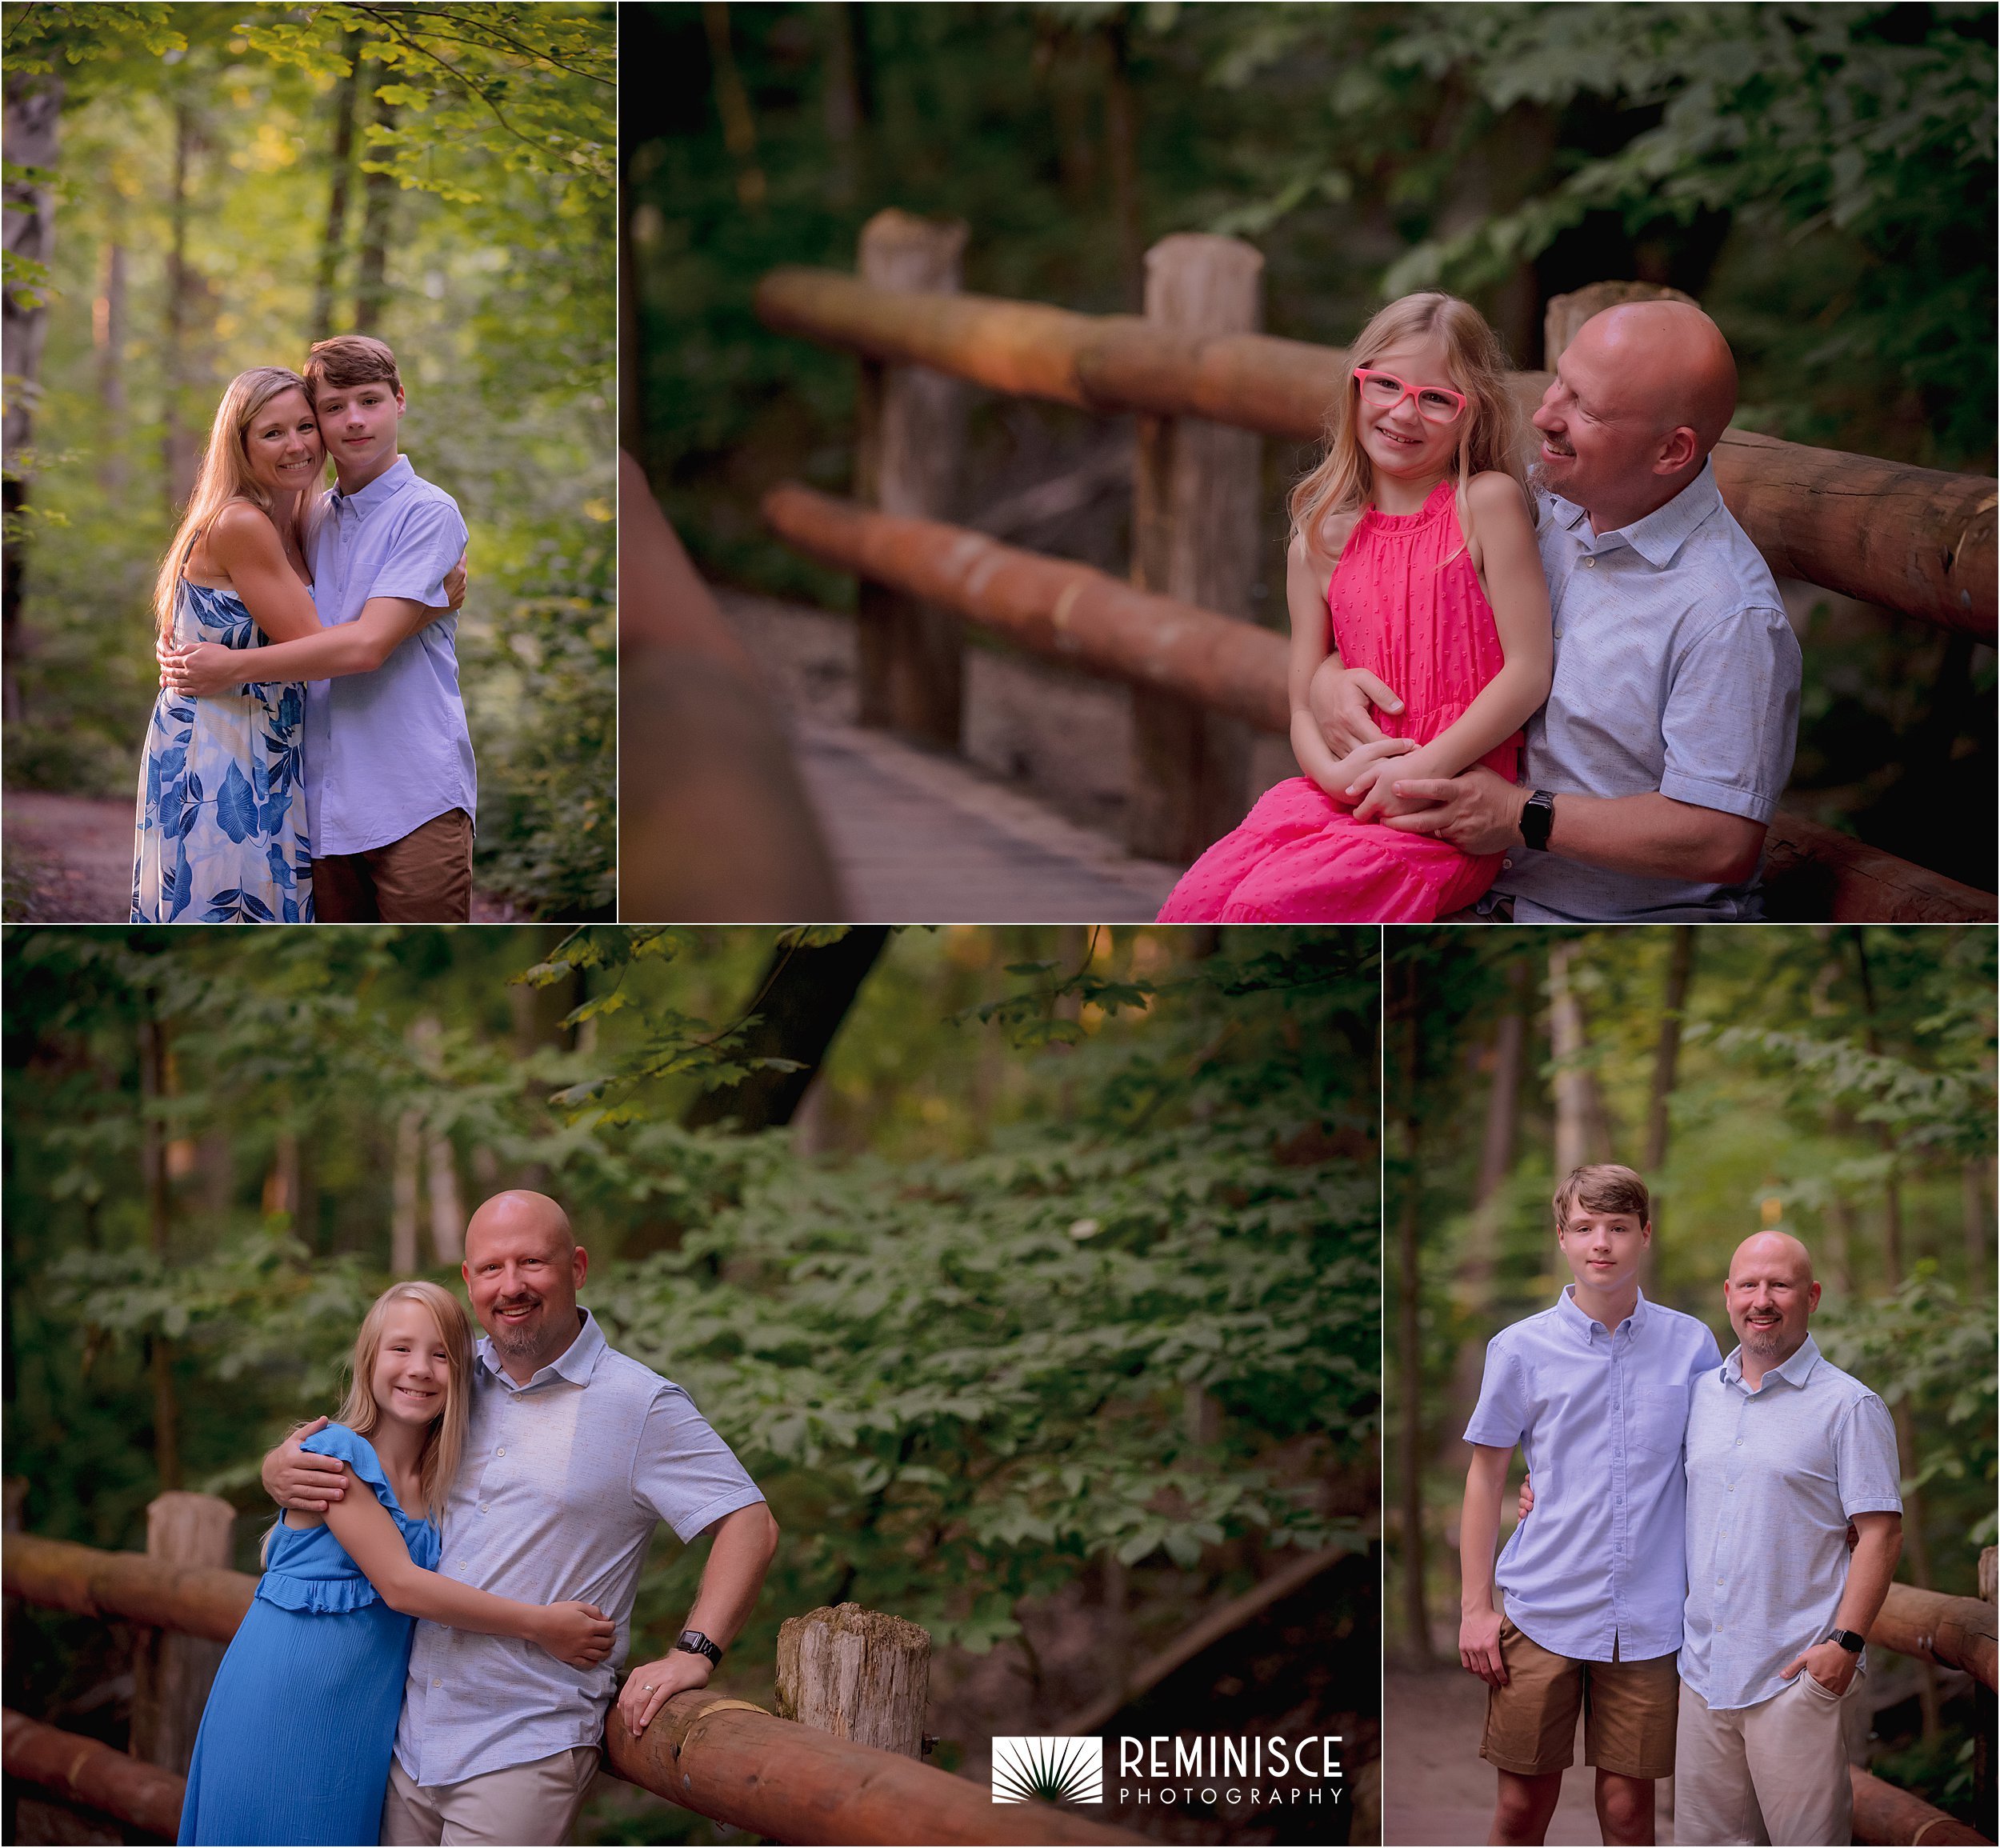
[762,482,1999,925]
[1871,1581,1998,1693]
[2,1532,1139,1847]
[756,265,1998,640]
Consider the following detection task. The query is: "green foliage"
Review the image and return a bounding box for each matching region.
[4,2,614,918]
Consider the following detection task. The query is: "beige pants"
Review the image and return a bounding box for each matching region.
[1675,1674,1858,1846]
[381,1747,599,1846]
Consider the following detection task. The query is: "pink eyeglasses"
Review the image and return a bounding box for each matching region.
[1352,366,1468,423]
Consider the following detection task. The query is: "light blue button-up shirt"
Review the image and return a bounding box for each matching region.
[1681,1334,1902,1712]
[1465,1288,1721,1662]
[1494,459,1802,922]
[303,454,476,857]
[393,1310,766,1787]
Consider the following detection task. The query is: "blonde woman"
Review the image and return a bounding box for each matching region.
[131,368,461,924]
[1157,292,1553,922]
[177,1283,614,1846]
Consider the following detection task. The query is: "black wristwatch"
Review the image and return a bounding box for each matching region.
[1828,1629,1865,1654]
[1519,789,1555,853]
[674,1628,722,1666]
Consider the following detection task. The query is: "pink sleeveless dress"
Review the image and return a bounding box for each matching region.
[1157,478,1520,923]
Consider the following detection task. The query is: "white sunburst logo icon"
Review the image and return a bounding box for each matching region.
[990,1735,1104,1806]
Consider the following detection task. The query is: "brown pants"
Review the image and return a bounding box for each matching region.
[1482,1618,1681,1779]
[313,809,473,922]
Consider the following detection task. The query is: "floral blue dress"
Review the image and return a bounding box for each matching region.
[131,572,313,923]
[179,1425,440,1846]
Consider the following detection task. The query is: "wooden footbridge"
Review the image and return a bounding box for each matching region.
[6,1511,1990,1843]
[625,210,1997,925]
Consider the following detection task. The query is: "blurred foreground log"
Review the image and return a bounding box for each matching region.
[606,1686,1142,1846]
[762,483,1992,922]
[619,451,840,921]
[756,267,1996,638]
[3,1533,253,1644]
[3,1709,186,1839]
[1868,1581,1998,1691]
[1850,1764,1991,1845]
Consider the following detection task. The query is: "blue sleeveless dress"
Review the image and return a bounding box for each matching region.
[132,570,314,923]
[179,1425,439,1846]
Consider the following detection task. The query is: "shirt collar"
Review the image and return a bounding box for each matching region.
[476,1305,605,1390]
[1549,458,1723,568]
[1720,1330,1822,1390]
[329,452,414,516]
[1554,1283,1651,1342]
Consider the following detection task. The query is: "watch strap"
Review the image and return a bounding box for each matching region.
[1829,1629,1865,1654]
[1519,789,1555,853]
[674,1628,723,1666]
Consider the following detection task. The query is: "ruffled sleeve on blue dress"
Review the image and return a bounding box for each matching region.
[255,1424,441,1614]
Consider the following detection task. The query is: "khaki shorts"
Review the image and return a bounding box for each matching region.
[312,806,474,922]
[382,1746,599,1846]
[1480,1618,1680,1780]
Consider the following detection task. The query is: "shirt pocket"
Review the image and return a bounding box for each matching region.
[1630,1382,1690,1460]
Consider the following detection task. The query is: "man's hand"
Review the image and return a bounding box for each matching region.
[1780,1639,1857,1696]
[443,553,468,612]
[1518,1475,1535,1524]
[262,1415,348,1513]
[1308,662,1406,761]
[1459,1607,1509,1687]
[617,1647,713,1736]
[158,641,243,699]
[1381,765,1528,856]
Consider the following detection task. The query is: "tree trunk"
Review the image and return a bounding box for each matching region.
[1644,928,1695,1171]
[1099,21,1142,308]
[1966,1159,1989,1284]
[354,84,398,334]
[1546,941,1612,1178]
[162,97,203,513]
[820,3,862,209]
[391,1110,422,1274]
[1392,954,1431,1666]
[311,38,361,342]
[2,65,63,727]
[95,231,129,494]
[262,1130,300,1221]
[138,1010,180,1491]
[702,3,766,209]
[684,929,892,1134]
[1442,963,1527,1472]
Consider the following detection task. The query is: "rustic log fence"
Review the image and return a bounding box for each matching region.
[752,215,1998,920]
[1,1535,1139,1846]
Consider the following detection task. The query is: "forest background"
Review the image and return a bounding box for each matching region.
[3,2,616,919]
[2,922,1378,1845]
[626,1,1998,893]
[1384,924,1996,1830]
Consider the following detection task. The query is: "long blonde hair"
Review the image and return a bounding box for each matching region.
[330,1281,474,1525]
[151,366,316,638]
[1289,292,1524,563]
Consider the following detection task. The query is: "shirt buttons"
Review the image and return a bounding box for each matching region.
[432,1678,442,1687]
[479,1502,489,1514]
[497,1447,506,1456]
[1583,556,1596,567]
[1502,858,1513,870]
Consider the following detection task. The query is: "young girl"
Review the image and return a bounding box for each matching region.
[178,1282,614,1846]
[1156,292,1552,922]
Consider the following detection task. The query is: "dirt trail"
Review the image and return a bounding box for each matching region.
[1383,1664,1679,1846]
[5,790,519,922]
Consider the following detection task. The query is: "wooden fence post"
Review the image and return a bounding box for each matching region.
[130,1491,234,1777]
[855,210,969,749]
[774,1602,930,1759]
[1129,232,1264,863]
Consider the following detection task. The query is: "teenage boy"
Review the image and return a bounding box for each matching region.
[1459,1164,1721,1846]
[301,334,478,921]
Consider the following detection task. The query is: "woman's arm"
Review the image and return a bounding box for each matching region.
[160,578,463,696]
[1350,474,1551,820]
[203,503,322,644]
[319,1470,614,1668]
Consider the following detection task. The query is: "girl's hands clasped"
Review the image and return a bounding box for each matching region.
[536,1599,616,1670]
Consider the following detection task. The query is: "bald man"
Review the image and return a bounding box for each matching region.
[263,1191,780,1845]
[1326,300,1803,920]
[1676,1234,1902,1845]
